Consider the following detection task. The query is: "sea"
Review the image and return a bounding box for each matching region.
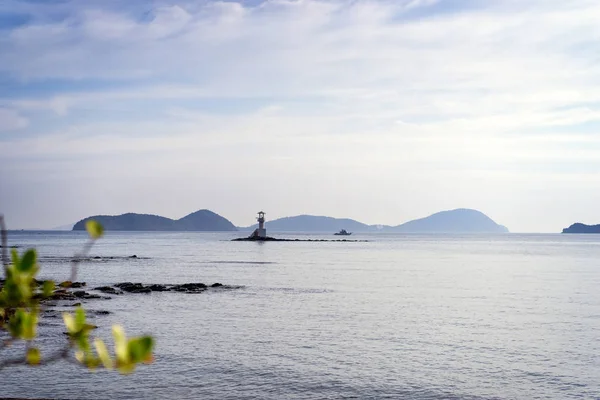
[1,231,599,400]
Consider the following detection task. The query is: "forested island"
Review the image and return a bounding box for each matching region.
[562,223,600,234]
[73,209,237,231]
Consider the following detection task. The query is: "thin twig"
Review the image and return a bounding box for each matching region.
[0,214,8,276]
[69,239,95,283]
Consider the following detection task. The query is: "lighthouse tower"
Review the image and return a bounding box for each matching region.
[256,211,266,238]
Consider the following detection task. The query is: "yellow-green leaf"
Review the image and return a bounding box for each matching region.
[94,338,113,370]
[112,325,128,364]
[63,313,76,333]
[85,220,104,239]
[117,362,136,375]
[75,350,85,363]
[22,311,38,340]
[26,347,41,365]
[42,280,55,297]
[75,307,86,328]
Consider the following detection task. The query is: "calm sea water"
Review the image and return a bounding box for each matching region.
[1,231,600,399]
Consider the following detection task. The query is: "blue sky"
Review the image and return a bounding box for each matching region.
[1,0,600,231]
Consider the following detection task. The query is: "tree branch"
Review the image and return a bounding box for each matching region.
[1,214,8,276]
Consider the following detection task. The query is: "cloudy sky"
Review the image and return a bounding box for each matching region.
[1,0,599,232]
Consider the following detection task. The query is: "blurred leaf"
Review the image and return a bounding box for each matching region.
[94,339,113,370]
[22,311,38,340]
[7,309,24,338]
[42,280,55,298]
[127,336,154,364]
[75,307,86,328]
[17,249,37,273]
[112,325,128,364]
[7,309,37,340]
[63,313,76,333]
[86,220,104,239]
[26,347,41,365]
[75,350,85,363]
[117,363,136,375]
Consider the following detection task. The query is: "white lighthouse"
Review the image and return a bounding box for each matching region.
[253,211,267,238]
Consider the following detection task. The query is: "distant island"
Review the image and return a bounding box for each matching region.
[72,209,237,232]
[241,208,509,233]
[562,223,600,234]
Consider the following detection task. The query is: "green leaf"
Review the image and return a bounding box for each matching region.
[17,249,37,273]
[127,336,154,363]
[7,309,24,338]
[86,220,104,239]
[26,347,41,365]
[42,280,55,297]
[8,309,37,340]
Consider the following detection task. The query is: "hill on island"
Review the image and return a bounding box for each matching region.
[242,208,508,233]
[72,209,237,232]
[562,223,600,234]
[394,209,509,233]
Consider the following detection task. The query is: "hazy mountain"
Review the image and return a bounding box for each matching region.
[562,223,600,234]
[73,209,237,231]
[393,209,509,233]
[242,209,508,233]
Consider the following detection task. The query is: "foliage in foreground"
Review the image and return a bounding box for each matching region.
[0,218,154,373]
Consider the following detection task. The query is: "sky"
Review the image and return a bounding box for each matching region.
[1,0,599,232]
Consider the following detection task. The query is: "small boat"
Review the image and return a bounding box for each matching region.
[334,229,352,236]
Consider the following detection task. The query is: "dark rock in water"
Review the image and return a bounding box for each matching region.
[71,282,86,288]
[130,255,138,258]
[211,283,223,288]
[115,282,152,293]
[93,256,102,259]
[562,223,600,234]
[94,310,111,315]
[148,284,169,292]
[51,290,76,300]
[172,283,207,293]
[94,286,122,295]
[73,290,102,299]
